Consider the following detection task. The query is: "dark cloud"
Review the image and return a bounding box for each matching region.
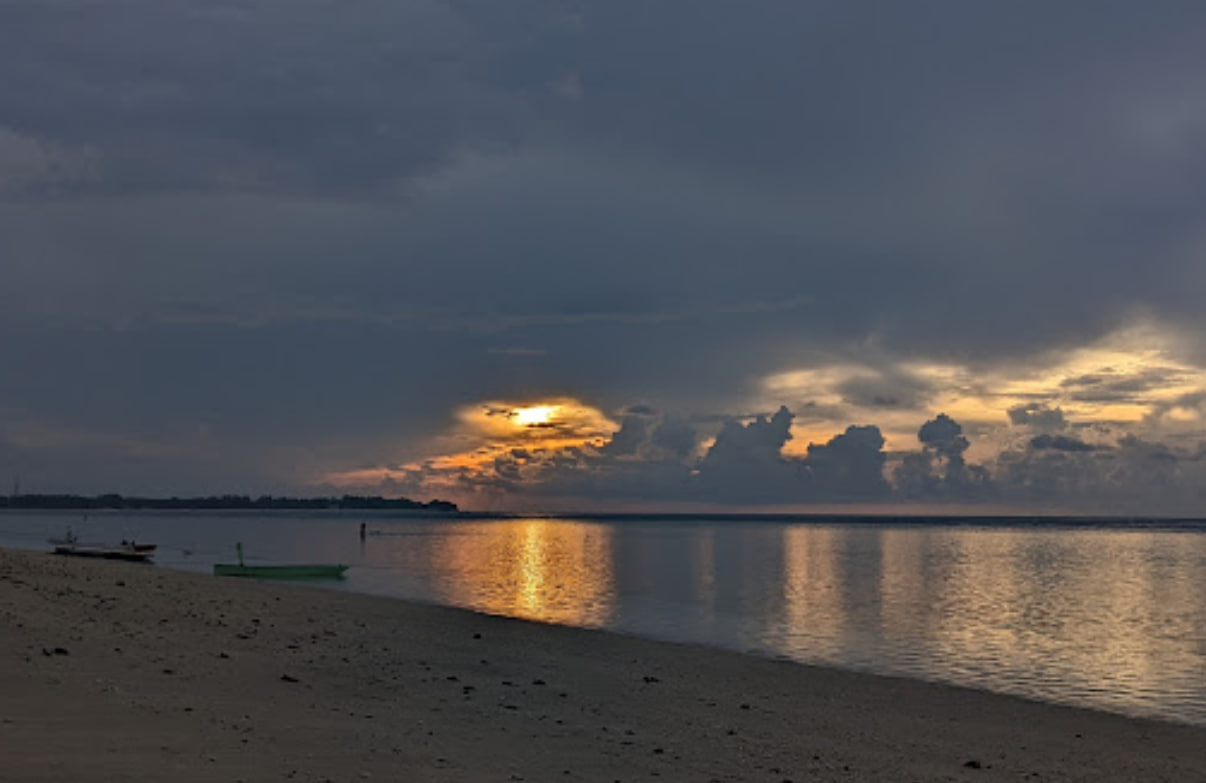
[896,414,991,500]
[804,426,891,501]
[696,407,801,504]
[1060,368,1192,403]
[596,414,650,458]
[1028,434,1098,453]
[647,418,697,461]
[836,368,934,411]
[338,401,1206,514]
[4,1,1206,506]
[918,415,968,455]
[1007,404,1068,432]
[428,407,891,507]
[992,431,1206,513]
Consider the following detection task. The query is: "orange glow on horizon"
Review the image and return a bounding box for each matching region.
[320,320,1206,507]
[320,396,618,493]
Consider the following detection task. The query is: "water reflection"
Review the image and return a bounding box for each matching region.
[365,519,1206,722]
[3,512,1204,724]
[422,518,616,628]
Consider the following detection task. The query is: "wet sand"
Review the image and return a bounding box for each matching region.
[2,546,1203,782]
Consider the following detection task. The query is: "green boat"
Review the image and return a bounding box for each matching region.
[213,543,348,580]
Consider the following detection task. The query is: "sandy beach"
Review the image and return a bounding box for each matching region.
[2,547,1203,782]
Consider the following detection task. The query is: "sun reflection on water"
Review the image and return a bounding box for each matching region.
[354,517,1206,724]
[424,518,616,627]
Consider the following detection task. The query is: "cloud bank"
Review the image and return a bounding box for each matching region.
[3,2,1206,513]
[334,401,1206,515]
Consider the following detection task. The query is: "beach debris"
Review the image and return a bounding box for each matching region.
[963,759,983,769]
[42,646,70,656]
[280,674,300,683]
[643,675,660,683]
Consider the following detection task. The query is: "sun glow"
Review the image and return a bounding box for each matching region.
[513,405,558,426]
[320,397,619,497]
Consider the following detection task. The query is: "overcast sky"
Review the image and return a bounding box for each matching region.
[4,1,1206,514]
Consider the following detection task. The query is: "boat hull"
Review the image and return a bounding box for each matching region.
[213,563,348,579]
[52,545,153,562]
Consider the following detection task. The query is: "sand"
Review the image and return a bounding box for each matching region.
[2,547,1203,782]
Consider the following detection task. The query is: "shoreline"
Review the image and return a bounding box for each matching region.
[3,547,1204,782]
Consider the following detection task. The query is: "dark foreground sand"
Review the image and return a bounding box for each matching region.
[2,548,1203,782]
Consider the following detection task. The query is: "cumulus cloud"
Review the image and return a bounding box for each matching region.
[804,425,891,501]
[597,413,651,457]
[990,417,1206,514]
[356,404,896,508]
[320,394,1206,514]
[696,407,801,504]
[895,414,991,500]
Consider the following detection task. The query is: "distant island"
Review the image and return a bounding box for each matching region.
[0,493,458,512]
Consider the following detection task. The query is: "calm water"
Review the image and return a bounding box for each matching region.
[3,511,1206,726]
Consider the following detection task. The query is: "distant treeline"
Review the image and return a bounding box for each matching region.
[0,493,458,512]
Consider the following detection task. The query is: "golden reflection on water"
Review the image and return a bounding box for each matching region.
[690,530,716,605]
[780,527,846,657]
[425,518,616,627]
[363,518,1206,723]
[876,528,926,642]
[775,525,1206,720]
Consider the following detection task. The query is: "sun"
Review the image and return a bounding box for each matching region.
[513,405,558,426]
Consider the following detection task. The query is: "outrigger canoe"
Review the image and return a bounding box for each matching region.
[49,532,156,562]
[213,542,347,580]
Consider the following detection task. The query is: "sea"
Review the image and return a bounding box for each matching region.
[2,510,1205,727]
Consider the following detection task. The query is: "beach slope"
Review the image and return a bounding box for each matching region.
[2,547,1202,782]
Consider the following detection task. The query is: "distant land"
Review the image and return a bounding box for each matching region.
[0,493,458,512]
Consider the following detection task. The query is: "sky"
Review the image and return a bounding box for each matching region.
[4,1,1206,514]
